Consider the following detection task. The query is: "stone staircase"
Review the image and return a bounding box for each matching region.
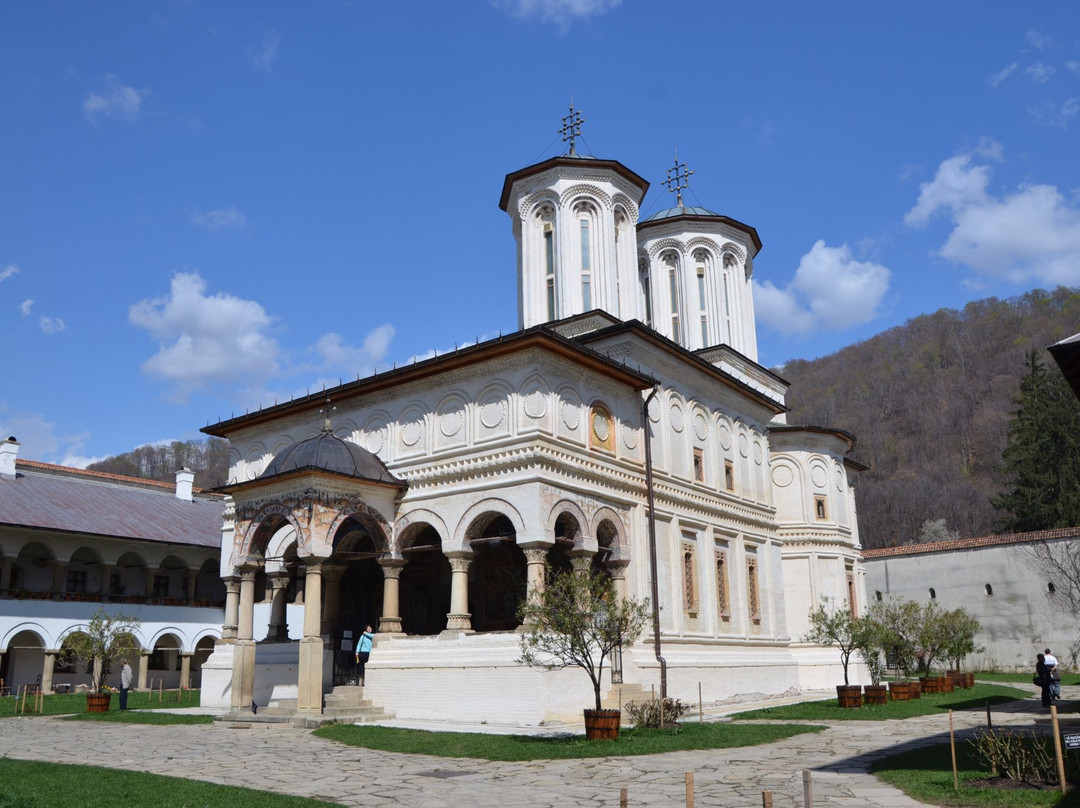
[217,685,394,729]
[602,682,649,711]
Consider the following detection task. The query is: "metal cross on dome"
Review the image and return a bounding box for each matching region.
[664,150,694,207]
[560,100,586,156]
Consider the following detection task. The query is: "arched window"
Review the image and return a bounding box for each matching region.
[722,252,737,342]
[575,202,595,311]
[984,583,993,596]
[639,258,652,326]
[928,588,936,599]
[536,204,556,321]
[694,250,710,346]
[1049,581,1057,594]
[663,251,682,342]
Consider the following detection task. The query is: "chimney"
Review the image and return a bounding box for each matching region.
[0,437,19,479]
[175,467,195,501]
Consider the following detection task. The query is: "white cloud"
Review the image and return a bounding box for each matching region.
[190,207,247,230]
[19,299,33,316]
[83,75,147,124]
[130,272,281,401]
[1026,62,1055,83]
[130,272,397,404]
[905,148,1080,285]
[988,62,1018,88]
[1030,98,1080,129]
[0,406,94,466]
[1025,29,1053,50]
[753,241,891,337]
[1068,61,1080,76]
[248,30,281,71]
[493,0,621,26]
[39,316,66,335]
[0,264,19,283]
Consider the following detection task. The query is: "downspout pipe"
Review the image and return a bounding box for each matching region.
[643,385,667,698]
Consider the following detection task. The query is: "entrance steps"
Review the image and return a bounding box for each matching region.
[602,682,649,710]
[216,685,394,729]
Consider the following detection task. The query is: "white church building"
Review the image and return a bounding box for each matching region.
[199,117,867,725]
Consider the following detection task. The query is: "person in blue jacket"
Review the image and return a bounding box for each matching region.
[355,626,374,686]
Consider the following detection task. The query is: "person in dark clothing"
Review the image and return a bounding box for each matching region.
[1036,653,1052,707]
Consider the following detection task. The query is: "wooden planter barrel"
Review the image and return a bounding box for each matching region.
[86,693,112,713]
[920,676,942,694]
[863,685,888,705]
[583,709,620,740]
[889,681,914,701]
[836,685,863,708]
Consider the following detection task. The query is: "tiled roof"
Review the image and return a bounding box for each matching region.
[1,461,224,548]
[862,527,1080,559]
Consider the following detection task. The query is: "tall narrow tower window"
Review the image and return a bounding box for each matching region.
[639,259,652,326]
[664,253,681,342]
[580,219,591,310]
[695,251,708,346]
[722,253,736,343]
[544,224,555,321]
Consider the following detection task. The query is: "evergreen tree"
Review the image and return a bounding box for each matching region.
[993,349,1080,531]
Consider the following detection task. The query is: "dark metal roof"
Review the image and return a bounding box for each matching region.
[499,155,649,212]
[257,423,405,488]
[1049,333,1080,401]
[636,206,763,256]
[0,464,224,548]
[642,205,719,221]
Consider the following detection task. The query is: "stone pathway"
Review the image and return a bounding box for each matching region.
[0,686,1058,807]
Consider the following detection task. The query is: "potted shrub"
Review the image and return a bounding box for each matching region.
[940,607,982,689]
[518,565,650,739]
[62,607,141,712]
[803,597,869,708]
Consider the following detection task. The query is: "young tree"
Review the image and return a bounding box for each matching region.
[940,608,983,670]
[518,567,650,712]
[802,597,874,686]
[993,349,1080,532]
[62,608,141,692]
[865,597,923,677]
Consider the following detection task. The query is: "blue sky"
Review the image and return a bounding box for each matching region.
[3,1,1080,467]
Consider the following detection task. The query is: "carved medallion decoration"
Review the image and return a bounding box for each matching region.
[670,405,685,433]
[523,390,547,419]
[772,465,793,487]
[752,440,763,465]
[592,411,610,442]
[717,422,732,450]
[366,427,385,454]
[738,433,750,458]
[439,408,463,438]
[647,396,661,423]
[481,398,506,429]
[809,465,827,489]
[836,468,846,492]
[693,413,709,441]
[562,401,580,431]
[402,419,423,447]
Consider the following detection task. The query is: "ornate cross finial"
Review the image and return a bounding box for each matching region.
[559,99,586,156]
[664,150,694,207]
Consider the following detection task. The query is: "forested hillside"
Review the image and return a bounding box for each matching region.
[87,438,230,490]
[781,287,1080,549]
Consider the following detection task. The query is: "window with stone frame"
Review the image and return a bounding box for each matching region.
[715,549,731,622]
[693,447,705,482]
[589,402,615,453]
[814,495,828,520]
[66,569,87,594]
[682,537,698,613]
[153,574,169,599]
[846,565,857,616]
[746,554,761,625]
[724,459,734,491]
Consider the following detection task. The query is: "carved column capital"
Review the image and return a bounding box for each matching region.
[378,558,406,580]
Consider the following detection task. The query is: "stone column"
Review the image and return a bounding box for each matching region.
[179,652,193,690]
[229,565,259,714]
[521,545,550,604]
[297,559,326,715]
[51,560,69,601]
[186,568,199,605]
[569,549,595,576]
[608,559,631,601]
[221,577,240,641]
[138,649,151,691]
[445,553,473,632]
[377,558,405,634]
[0,553,11,597]
[266,573,290,641]
[144,567,157,600]
[41,650,58,693]
[98,563,115,601]
[321,565,344,637]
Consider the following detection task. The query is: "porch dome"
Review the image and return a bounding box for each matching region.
[259,422,405,487]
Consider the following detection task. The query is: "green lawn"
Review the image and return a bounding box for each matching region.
[975,671,1080,686]
[314,720,824,760]
[871,742,1079,807]
[733,684,1030,721]
[1,689,201,718]
[0,759,341,808]
[61,710,213,725]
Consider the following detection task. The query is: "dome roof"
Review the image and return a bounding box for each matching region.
[641,205,720,222]
[259,423,404,488]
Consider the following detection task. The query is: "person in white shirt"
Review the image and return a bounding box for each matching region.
[1044,648,1061,700]
[119,661,133,710]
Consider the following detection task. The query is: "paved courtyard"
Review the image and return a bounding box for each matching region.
[0,685,1056,807]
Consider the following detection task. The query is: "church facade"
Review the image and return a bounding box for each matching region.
[200,126,866,724]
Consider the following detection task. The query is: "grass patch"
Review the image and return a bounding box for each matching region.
[871,741,1080,807]
[61,710,213,725]
[975,671,1080,686]
[0,758,340,808]
[314,720,823,760]
[733,684,1029,721]
[0,690,200,718]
